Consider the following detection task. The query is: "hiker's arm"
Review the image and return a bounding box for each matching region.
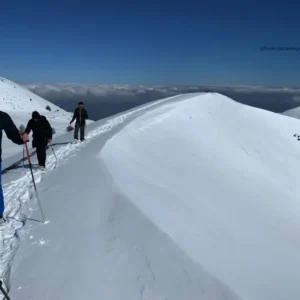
[25,120,32,135]
[3,113,24,145]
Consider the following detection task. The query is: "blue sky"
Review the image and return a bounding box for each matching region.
[0,0,300,86]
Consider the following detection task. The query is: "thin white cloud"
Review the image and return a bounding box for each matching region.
[22,83,300,107]
[25,83,145,99]
[88,87,108,97]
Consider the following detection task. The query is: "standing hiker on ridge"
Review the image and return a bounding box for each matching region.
[0,111,29,225]
[23,111,53,170]
[70,101,88,142]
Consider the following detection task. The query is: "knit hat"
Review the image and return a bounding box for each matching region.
[32,111,40,119]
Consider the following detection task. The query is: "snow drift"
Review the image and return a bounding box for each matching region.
[2,92,300,300]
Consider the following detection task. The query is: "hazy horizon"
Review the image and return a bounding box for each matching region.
[22,83,300,121]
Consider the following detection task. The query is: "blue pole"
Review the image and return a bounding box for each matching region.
[0,164,4,217]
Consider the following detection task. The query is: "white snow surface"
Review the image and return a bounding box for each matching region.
[0,77,93,160]
[1,92,300,300]
[282,105,300,119]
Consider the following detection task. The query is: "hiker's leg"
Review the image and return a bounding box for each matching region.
[74,123,79,140]
[36,145,43,166]
[80,124,85,141]
[42,142,47,167]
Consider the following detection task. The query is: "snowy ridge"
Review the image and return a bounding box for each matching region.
[0,77,93,160]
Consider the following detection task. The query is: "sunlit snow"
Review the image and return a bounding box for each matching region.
[1,90,300,300]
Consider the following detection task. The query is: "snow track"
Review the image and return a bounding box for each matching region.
[0,94,184,298]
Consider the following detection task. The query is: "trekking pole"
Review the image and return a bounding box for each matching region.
[0,280,11,300]
[24,142,46,223]
[19,125,25,172]
[49,144,57,161]
[22,145,25,171]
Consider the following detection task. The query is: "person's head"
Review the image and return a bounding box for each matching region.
[78,101,83,108]
[32,111,40,121]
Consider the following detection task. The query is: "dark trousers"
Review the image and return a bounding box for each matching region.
[33,140,47,167]
[36,145,46,167]
[74,123,85,140]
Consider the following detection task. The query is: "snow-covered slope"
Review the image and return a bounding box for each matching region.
[1,92,300,300]
[0,77,93,159]
[100,94,300,300]
[282,105,300,119]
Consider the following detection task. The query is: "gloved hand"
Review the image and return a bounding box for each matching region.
[21,132,29,142]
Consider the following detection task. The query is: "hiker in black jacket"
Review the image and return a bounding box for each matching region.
[70,102,88,142]
[0,111,28,224]
[24,111,52,169]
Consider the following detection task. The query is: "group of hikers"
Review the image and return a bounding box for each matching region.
[0,101,89,225]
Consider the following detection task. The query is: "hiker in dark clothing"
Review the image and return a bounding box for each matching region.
[24,111,52,169]
[70,102,88,142]
[0,111,28,224]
